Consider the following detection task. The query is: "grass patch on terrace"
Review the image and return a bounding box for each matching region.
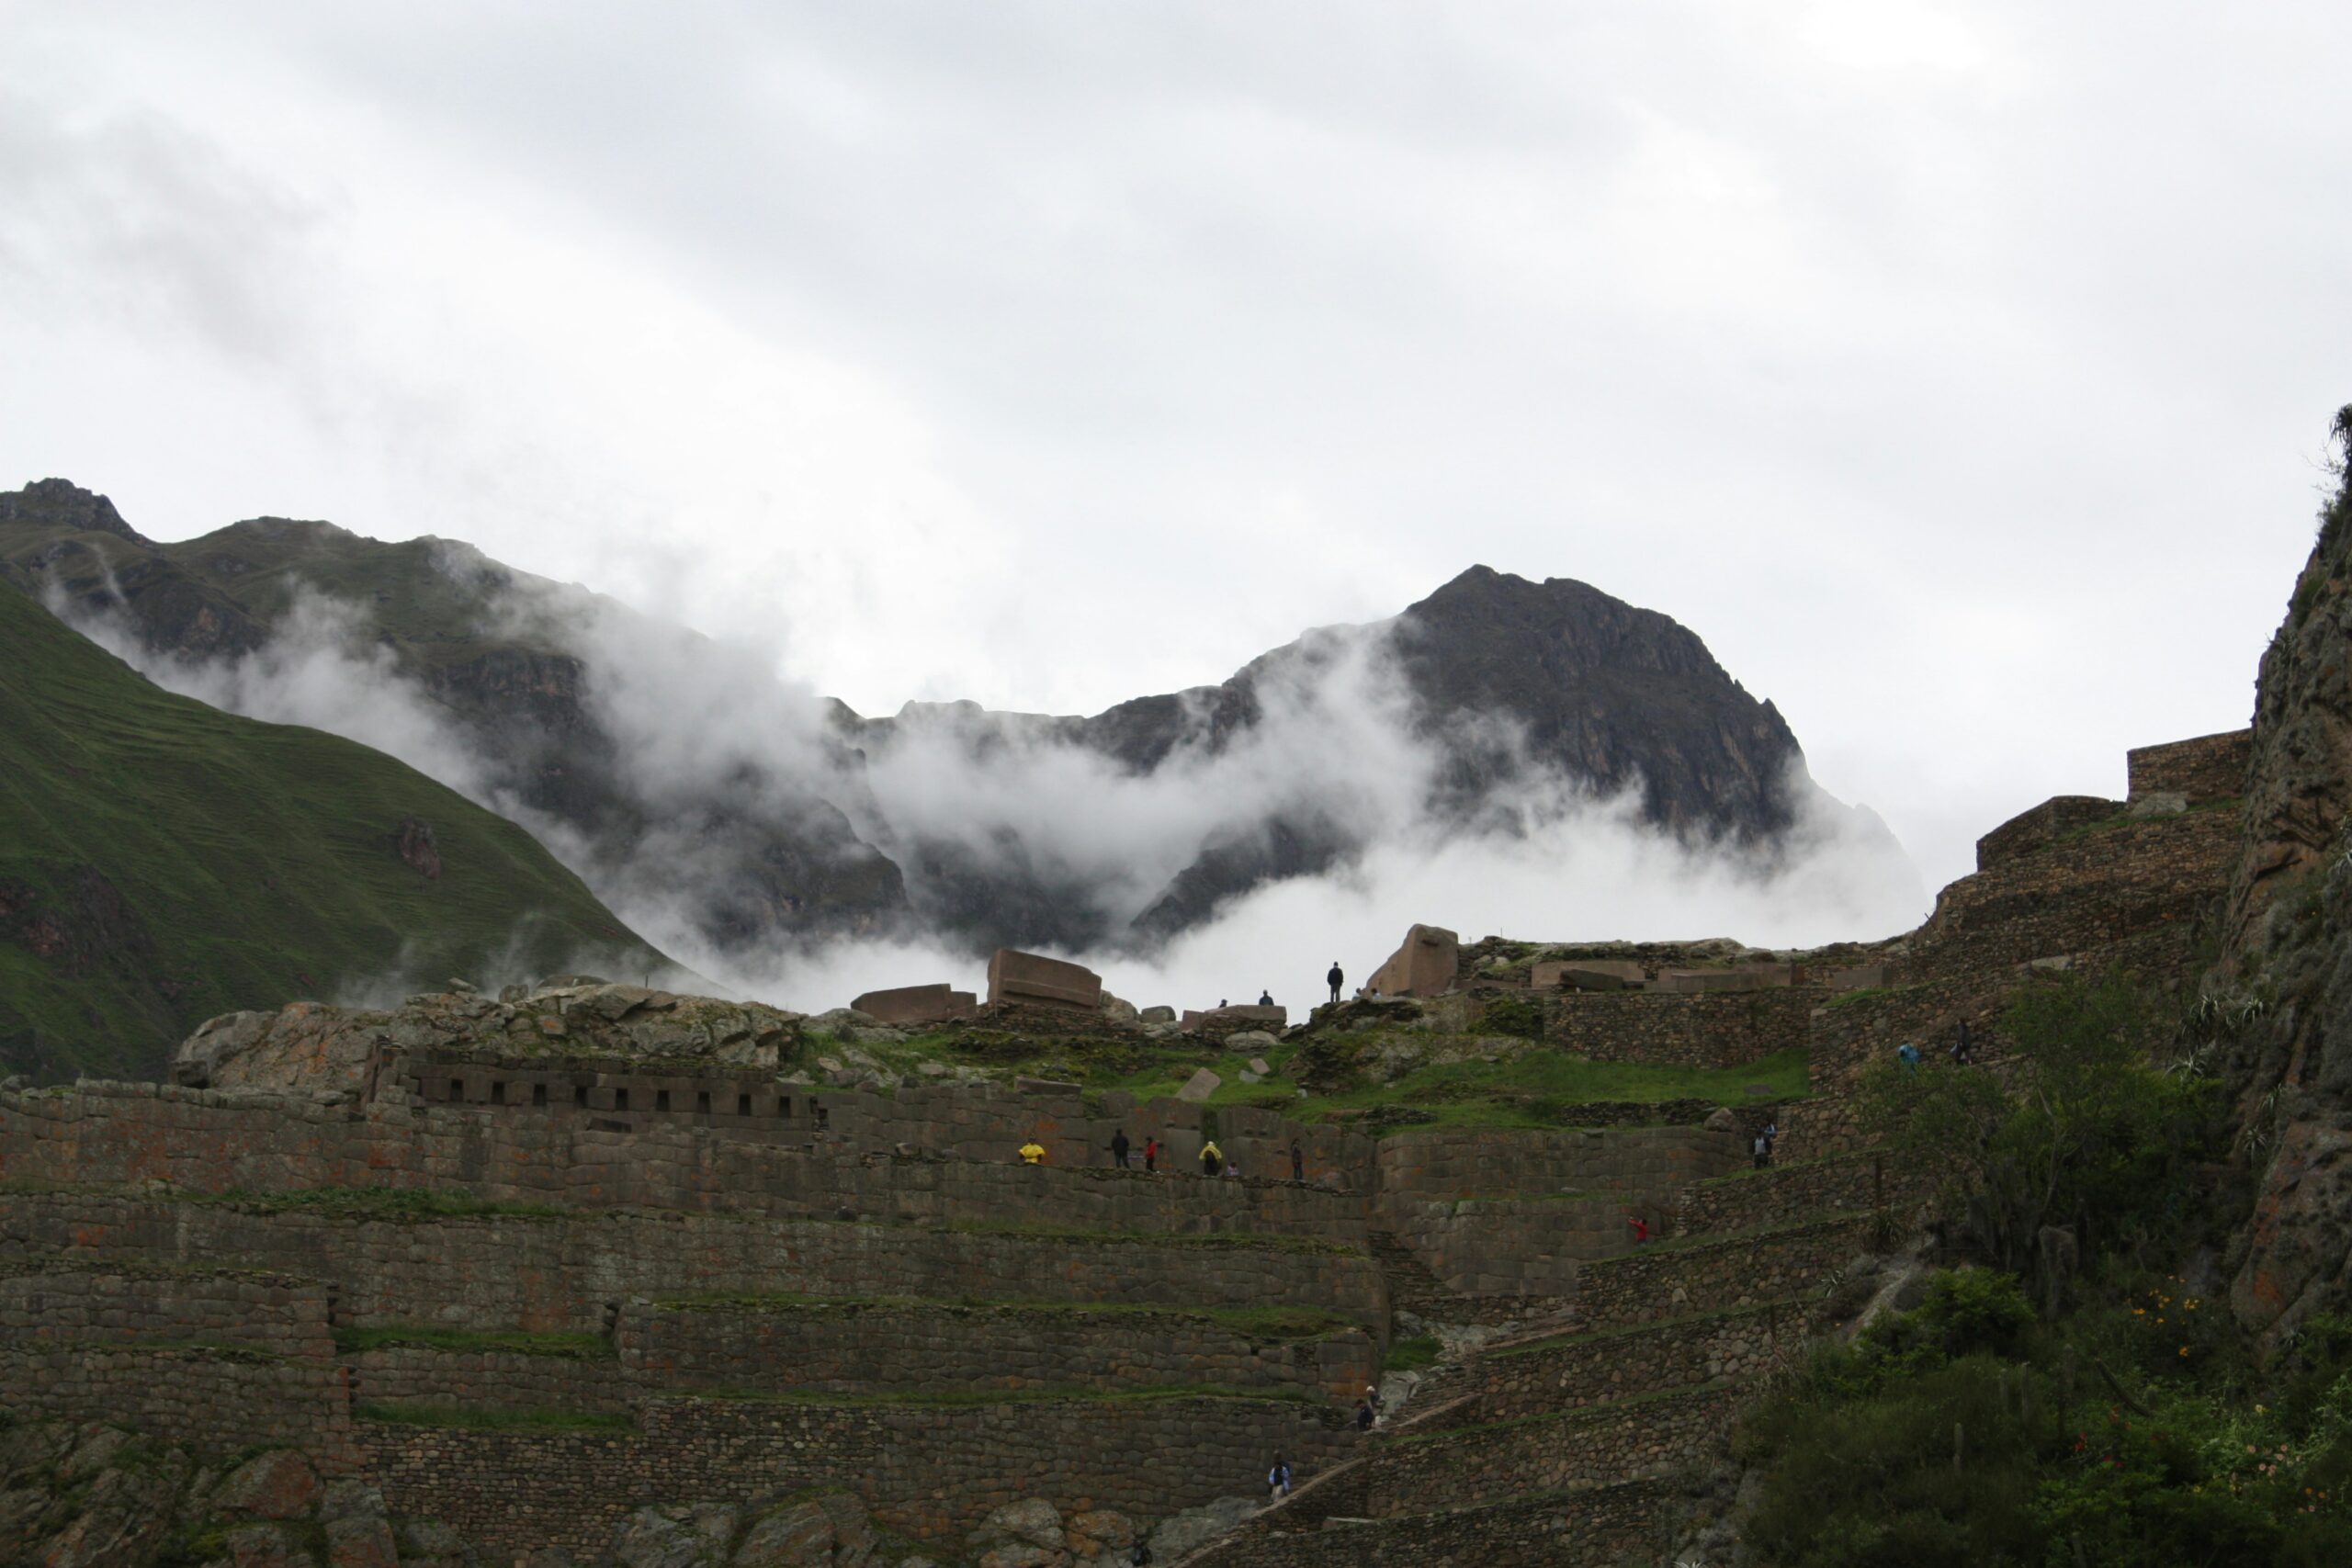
[1383,1334,1441,1372]
[355,1402,633,1432]
[644,1293,1353,1341]
[1295,1044,1813,1133]
[1393,1376,1746,1446]
[943,1219,1363,1256]
[691,1382,1327,1410]
[333,1326,609,1358]
[192,1187,566,1222]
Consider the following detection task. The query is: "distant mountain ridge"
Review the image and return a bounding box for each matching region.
[3,478,1858,962]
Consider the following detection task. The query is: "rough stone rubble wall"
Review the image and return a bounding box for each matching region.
[1184,1478,1672,1568]
[365,1394,1353,1550]
[0,1191,1390,1333]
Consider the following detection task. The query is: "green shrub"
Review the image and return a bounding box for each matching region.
[1384,1335,1441,1372]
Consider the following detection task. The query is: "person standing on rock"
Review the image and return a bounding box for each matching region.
[1752,1133,1770,1170]
[1019,1138,1046,1165]
[1268,1456,1293,1498]
[1290,1139,1305,1181]
[1200,1138,1225,1179]
[1111,1128,1132,1168]
[1326,962,1344,1004]
[1143,1135,1159,1173]
[1258,988,1274,1007]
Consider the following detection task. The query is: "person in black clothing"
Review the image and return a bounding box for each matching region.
[1951,1019,1976,1066]
[1130,1543,1153,1566]
[1291,1139,1305,1181]
[1110,1128,1132,1168]
[1354,1400,1375,1431]
[1326,962,1344,1003]
[1258,988,1274,1007]
[1268,1456,1293,1498]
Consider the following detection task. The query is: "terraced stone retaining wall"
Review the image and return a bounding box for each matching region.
[1185,1478,1672,1567]
[0,1257,334,1359]
[616,1298,1377,1403]
[0,1085,1372,1242]
[1571,1214,1873,1333]
[1671,1154,1885,1237]
[0,1191,1390,1333]
[364,1394,1355,1550]
[1544,987,1816,1068]
[1,1344,360,1468]
[1470,1300,1816,1422]
[1316,1384,1741,1519]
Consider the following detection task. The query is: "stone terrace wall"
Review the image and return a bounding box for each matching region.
[1,1257,335,1359]
[1572,1214,1871,1333]
[1185,1479,1671,1568]
[1544,987,1816,1068]
[365,1394,1354,1550]
[1470,1300,1814,1422]
[0,1085,1372,1243]
[0,1191,1388,1333]
[1,1344,359,1468]
[2128,728,2251,803]
[1309,1384,1740,1521]
[1376,1125,1743,1202]
[1386,1195,1623,1295]
[348,1345,621,1415]
[1908,808,2238,987]
[615,1299,1377,1404]
[1976,796,2124,871]
[1671,1154,1885,1237]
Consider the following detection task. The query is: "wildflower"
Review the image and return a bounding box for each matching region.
[2180,1347,2190,1357]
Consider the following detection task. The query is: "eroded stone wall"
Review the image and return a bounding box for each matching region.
[1544,987,1816,1067]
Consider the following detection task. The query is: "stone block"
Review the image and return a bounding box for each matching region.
[1366,924,1460,998]
[1177,1068,1222,1103]
[1824,964,1892,992]
[850,985,978,1027]
[986,949,1103,1010]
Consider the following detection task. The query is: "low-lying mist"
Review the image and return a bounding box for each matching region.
[51,565,1930,1018]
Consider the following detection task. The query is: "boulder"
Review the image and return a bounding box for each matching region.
[1225,1031,1277,1052]
[1366,923,1460,998]
[35,1454,187,1568]
[986,950,1102,1010]
[1138,1006,1176,1023]
[222,1523,314,1568]
[1064,1509,1136,1557]
[1176,1068,1221,1103]
[325,1514,400,1568]
[1148,1497,1262,1559]
[967,1498,1065,1554]
[210,1450,320,1521]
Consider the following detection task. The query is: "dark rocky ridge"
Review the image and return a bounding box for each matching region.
[3,479,1851,960]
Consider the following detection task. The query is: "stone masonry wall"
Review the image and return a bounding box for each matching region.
[1670,1154,1886,1238]
[364,1393,1354,1549]
[616,1298,1375,1404]
[0,1084,1370,1244]
[1185,1478,1672,1568]
[1570,1213,1872,1333]
[0,1191,1389,1333]
[0,1344,359,1468]
[1544,987,1816,1068]
[0,1258,335,1360]
[1976,796,2125,872]
[347,1345,622,1414]
[1308,1384,1741,1520]
[2127,728,2252,803]
[1385,1194,1624,1295]
[1469,1299,1817,1422]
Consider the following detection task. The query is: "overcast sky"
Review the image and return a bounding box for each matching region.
[4,1,2346,900]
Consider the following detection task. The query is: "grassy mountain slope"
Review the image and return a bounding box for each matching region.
[0,583,674,1084]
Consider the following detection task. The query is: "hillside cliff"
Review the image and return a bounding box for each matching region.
[2219,406,2352,1344]
[0,573,676,1083]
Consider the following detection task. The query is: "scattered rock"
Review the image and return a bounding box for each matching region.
[1225,1030,1278,1051]
[1176,1067,1221,1103]
[1148,1496,1262,1559]
[1247,1057,1272,1076]
[211,1450,320,1521]
[967,1498,1064,1555]
[603,1505,718,1568]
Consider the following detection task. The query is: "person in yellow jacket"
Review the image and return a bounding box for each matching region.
[1199,1139,1224,1178]
[1019,1139,1046,1165]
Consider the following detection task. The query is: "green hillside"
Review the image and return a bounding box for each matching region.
[0,585,674,1084]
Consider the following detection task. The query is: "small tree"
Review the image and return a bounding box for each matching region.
[1861,972,2211,1299]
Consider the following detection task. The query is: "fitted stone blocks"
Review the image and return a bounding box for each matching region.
[986,949,1102,1010]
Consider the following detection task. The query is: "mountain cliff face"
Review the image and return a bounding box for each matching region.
[2219,408,2352,1346]
[3,479,1849,961]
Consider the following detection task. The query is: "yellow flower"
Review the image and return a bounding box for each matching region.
[2180,1347,2190,1357]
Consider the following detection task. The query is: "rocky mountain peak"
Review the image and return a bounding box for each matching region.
[0,479,146,545]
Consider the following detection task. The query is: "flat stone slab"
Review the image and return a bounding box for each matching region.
[1176,1068,1222,1103]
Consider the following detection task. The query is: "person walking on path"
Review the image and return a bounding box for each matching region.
[1627,1214,1650,1245]
[1354,1399,1376,1430]
[1019,1138,1046,1165]
[1110,1129,1132,1168]
[1291,1139,1305,1181]
[1364,1384,1384,1424]
[1200,1139,1225,1179]
[1143,1135,1158,1173]
[1268,1457,1293,1499]
[1326,962,1344,1004]
[1896,1042,1921,1074]
[1762,1120,1779,1156]
[1752,1133,1770,1170]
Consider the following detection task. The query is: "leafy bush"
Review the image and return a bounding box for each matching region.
[1476,996,1544,1041]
